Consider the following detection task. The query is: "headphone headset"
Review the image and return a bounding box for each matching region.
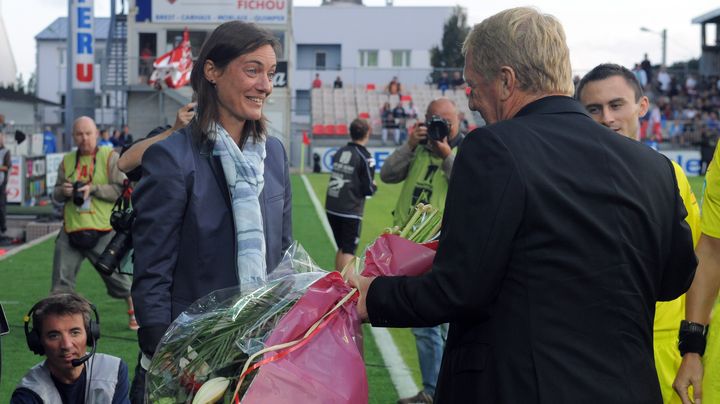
[24,295,101,358]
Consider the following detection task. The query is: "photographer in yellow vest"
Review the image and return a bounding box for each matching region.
[51,116,136,330]
[380,97,463,404]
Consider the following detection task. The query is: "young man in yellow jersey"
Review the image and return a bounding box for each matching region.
[577,64,701,404]
[673,122,720,403]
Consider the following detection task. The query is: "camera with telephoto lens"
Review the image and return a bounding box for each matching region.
[426,115,450,142]
[72,181,86,206]
[94,197,135,276]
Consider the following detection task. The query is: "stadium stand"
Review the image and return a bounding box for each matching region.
[310,83,478,141]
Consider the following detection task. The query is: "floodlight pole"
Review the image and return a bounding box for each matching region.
[64,0,73,151]
[661,28,667,67]
[641,26,667,67]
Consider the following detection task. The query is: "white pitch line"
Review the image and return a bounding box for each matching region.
[0,230,59,262]
[299,174,419,397]
[300,174,337,250]
[369,327,420,398]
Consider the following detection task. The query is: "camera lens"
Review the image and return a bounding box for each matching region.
[426,117,450,142]
[94,231,132,275]
[72,182,85,206]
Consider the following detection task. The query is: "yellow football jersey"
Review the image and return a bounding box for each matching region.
[698,146,720,404]
[654,161,701,404]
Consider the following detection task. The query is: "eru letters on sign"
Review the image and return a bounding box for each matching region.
[73,0,95,87]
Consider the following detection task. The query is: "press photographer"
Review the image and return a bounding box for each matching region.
[380,98,464,225]
[51,116,137,331]
[378,97,463,403]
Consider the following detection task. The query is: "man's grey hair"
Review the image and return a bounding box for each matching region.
[462,7,574,96]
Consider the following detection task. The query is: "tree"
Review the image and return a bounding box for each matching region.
[430,6,470,68]
[27,72,37,95]
[14,73,25,93]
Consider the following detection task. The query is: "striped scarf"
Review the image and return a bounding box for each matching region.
[211,123,267,289]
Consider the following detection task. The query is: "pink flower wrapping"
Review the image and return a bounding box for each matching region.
[362,234,438,277]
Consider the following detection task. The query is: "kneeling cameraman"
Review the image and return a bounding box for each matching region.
[12,293,130,403]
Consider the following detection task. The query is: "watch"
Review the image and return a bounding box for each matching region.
[680,320,709,336]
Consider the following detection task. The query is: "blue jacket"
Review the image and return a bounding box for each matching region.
[131,127,292,338]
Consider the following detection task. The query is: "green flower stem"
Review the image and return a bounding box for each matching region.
[408,209,439,242]
[399,204,426,238]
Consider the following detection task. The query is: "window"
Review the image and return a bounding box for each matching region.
[295,90,310,115]
[315,52,326,70]
[94,48,104,64]
[139,33,157,58]
[391,50,411,67]
[166,30,207,56]
[359,50,378,67]
[139,33,157,78]
[297,45,341,70]
[59,48,65,66]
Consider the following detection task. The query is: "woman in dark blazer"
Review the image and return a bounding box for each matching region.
[130,21,292,384]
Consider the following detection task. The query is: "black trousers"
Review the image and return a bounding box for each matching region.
[0,184,6,233]
[130,352,147,404]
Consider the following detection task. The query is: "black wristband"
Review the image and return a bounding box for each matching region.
[678,320,708,356]
[679,333,707,356]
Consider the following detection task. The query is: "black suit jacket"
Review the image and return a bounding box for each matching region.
[367,96,697,403]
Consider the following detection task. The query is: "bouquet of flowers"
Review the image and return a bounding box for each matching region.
[145,204,443,403]
[146,243,367,403]
[362,203,442,278]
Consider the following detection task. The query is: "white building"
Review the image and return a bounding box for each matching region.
[35,17,124,129]
[34,0,465,162]
[293,4,452,90]
[126,0,292,143]
[0,0,17,86]
[0,87,58,134]
[290,3,463,149]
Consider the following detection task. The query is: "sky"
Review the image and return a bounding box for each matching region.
[2,0,720,79]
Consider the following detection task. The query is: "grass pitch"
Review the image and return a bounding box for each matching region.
[0,175,401,403]
[0,172,707,402]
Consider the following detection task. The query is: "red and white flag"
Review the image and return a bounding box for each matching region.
[149,29,193,89]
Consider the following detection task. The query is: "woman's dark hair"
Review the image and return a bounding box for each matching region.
[190,21,280,145]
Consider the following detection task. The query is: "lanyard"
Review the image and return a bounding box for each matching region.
[68,147,98,184]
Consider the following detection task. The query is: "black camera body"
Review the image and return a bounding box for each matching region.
[426,115,450,142]
[110,208,135,232]
[72,181,86,206]
[94,193,135,276]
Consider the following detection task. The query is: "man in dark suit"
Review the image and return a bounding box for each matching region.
[350,7,697,404]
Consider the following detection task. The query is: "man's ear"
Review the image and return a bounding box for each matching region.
[638,96,650,119]
[498,66,517,101]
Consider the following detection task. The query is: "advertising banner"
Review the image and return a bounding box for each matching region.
[6,156,23,203]
[71,0,95,89]
[659,149,702,177]
[274,61,288,88]
[312,146,396,173]
[46,153,66,195]
[152,0,288,24]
